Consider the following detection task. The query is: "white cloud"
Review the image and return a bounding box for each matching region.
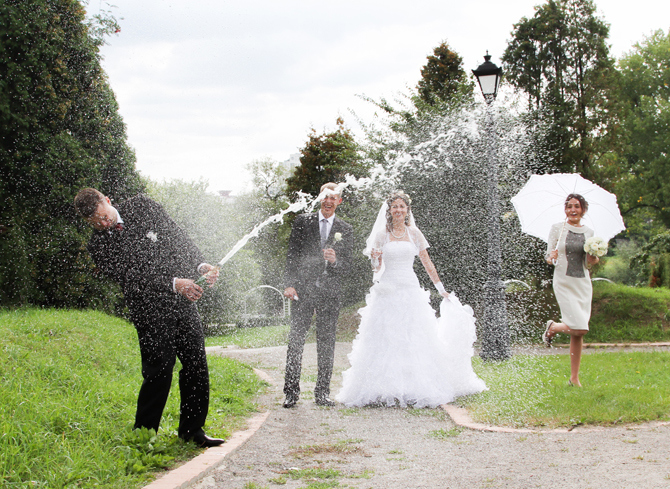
[95,0,670,194]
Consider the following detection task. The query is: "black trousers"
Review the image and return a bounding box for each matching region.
[129,299,209,439]
[284,288,339,399]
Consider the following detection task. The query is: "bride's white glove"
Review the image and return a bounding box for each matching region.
[434,281,450,299]
[436,282,459,302]
[370,248,383,271]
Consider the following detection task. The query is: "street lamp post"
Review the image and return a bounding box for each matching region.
[472,52,511,362]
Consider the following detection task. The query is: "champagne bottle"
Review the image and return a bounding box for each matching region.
[195,266,219,287]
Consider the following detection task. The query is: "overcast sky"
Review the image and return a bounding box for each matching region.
[94,0,669,194]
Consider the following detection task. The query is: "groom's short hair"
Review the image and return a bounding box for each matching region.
[74,188,106,218]
[320,182,340,196]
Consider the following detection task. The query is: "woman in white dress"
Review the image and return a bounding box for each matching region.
[542,194,600,387]
[336,191,486,408]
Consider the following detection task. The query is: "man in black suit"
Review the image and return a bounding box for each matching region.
[282,182,353,408]
[74,188,224,447]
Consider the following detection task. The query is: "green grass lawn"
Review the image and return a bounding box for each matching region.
[206,323,290,348]
[0,308,267,488]
[8,286,666,487]
[205,304,670,429]
[459,351,670,428]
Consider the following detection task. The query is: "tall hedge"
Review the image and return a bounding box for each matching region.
[0,0,143,308]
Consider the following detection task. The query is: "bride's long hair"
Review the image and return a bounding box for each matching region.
[385,191,412,232]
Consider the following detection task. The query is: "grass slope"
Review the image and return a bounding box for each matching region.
[589,282,670,342]
[0,308,266,488]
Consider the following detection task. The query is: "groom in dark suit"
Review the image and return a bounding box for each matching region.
[283,183,354,407]
[74,188,224,447]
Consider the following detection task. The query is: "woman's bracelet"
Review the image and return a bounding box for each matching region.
[434,282,446,294]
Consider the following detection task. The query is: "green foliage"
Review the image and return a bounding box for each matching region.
[120,428,175,474]
[288,468,341,480]
[0,0,143,309]
[506,287,561,344]
[83,0,121,45]
[416,41,474,108]
[645,253,670,288]
[146,179,263,324]
[502,0,620,180]
[630,231,670,287]
[428,427,462,439]
[630,231,670,268]
[595,239,647,286]
[0,308,265,487]
[461,351,670,428]
[496,281,670,344]
[286,117,368,198]
[616,29,670,228]
[247,156,292,202]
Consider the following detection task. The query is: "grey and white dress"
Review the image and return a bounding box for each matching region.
[546,222,594,330]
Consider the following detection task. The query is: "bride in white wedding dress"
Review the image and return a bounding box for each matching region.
[336,191,486,408]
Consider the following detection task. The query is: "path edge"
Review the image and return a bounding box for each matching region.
[142,368,273,489]
[442,403,670,434]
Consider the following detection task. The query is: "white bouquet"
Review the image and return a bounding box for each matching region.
[584,236,608,257]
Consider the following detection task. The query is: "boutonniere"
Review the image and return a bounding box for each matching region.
[146,231,158,242]
[334,232,342,243]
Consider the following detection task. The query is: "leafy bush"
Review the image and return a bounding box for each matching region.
[0,0,143,309]
[630,231,670,287]
[595,239,647,286]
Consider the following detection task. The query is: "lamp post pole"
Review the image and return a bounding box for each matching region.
[472,52,511,362]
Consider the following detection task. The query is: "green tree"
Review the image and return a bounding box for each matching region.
[247,157,292,202]
[502,0,619,180]
[616,29,670,230]
[286,117,366,198]
[0,0,142,308]
[416,41,473,108]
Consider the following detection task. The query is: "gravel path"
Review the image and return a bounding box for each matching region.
[191,343,670,489]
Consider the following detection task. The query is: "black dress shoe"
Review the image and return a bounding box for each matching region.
[315,396,336,407]
[189,432,226,447]
[283,394,298,408]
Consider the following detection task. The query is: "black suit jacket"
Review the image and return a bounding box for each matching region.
[88,195,205,309]
[283,212,353,301]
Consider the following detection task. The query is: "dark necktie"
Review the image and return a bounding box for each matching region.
[320,219,328,248]
[114,223,124,231]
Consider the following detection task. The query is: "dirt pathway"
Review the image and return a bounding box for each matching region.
[190,343,670,489]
